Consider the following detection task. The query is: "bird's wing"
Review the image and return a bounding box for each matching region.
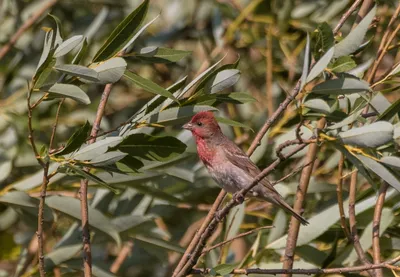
[222,142,276,190]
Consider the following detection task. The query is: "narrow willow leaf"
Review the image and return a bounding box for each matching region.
[54,64,99,82]
[115,134,187,161]
[334,6,376,58]
[388,63,400,77]
[339,121,393,148]
[380,156,400,170]
[137,46,191,63]
[124,71,178,103]
[377,99,400,121]
[215,116,253,130]
[88,151,127,166]
[92,0,149,62]
[211,263,238,276]
[327,109,364,130]
[306,47,334,83]
[357,155,400,191]
[311,78,370,95]
[71,38,88,65]
[92,57,127,84]
[328,56,357,73]
[48,14,63,47]
[54,35,84,58]
[46,196,121,246]
[303,99,331,114]
[300,33,311,90]
[54,121,91,156]
[144,105,218,125]
[313,22,334,54]
[64,164,118,193]
[33,58,55,89]
[192,92,256,106]
[204,69,241,94]
[47,83,91,104]
[72,136,123,161]
[133,234,185,253]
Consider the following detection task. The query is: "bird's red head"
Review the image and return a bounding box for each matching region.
[183,111,221,138]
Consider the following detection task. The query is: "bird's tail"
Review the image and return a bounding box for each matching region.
[272,196,309,226]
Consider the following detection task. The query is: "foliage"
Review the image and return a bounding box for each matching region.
[0,1,399,277]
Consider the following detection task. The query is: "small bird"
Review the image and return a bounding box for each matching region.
[183,111,309,225]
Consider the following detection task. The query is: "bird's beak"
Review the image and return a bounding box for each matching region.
[182,122,193,130]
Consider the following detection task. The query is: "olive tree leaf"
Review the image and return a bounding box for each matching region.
[300,33,311,90]
[72,136,123,161]
[204,69,241,94]
[328,56,357,73]
[380,156,400,170]
[136,46,191,63]
[377,99,400,121]
[339,121,393,148]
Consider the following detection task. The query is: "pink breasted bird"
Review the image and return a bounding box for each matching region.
[183,111,308,225]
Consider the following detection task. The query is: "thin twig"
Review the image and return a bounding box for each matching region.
[79,83,113,277]
[175,142,310,277]
[0,0,58,60]
[372,182,389,277]
[201,226,273,255]
[110,240,134,274]
[27,90,44,168]
[332,0,364,35]
[349,171,376,277]
[265,25,274,117]
[272,159,315,186]
[367,3,400,83]
[336,153,351,241]
[282,118,325,277]
[191,254,400,275]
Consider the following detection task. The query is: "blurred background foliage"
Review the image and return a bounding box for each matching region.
[0,0,399,276]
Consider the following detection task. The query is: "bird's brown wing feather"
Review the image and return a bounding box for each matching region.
[222,142,276,191]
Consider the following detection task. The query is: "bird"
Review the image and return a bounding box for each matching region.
[183,111,309,225]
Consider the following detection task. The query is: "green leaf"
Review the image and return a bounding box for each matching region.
[92,0,149,62]
[380,156,400,170]
[226,203,245,240]
[313,22,334,55]
[63,164,118,193]
[54,35,84,58]
[47,83,91,104]
[72,136,123,161]
[192,92,256,106]
[303,99,331,114]
[339,121,393,148]
[267,188,397,249]
[117,155,144,172]
[44,244,82,271]
[133,234,185,253]
[55,121,91,156]
[87,151,127,166]
[124,71,178,103]
[306,47,334,83]
[204,69,241,94]
[327,109,364,130]
[311,78,370,95]
[357,155,400,191]
[377,98,400,121]
[54,64,99,82]
[92,57,127,84]
[300,33,311,90]
[46,196,121,246]
[211,264,237,275]
[34,58,56,89]
[35,30,55,74]
[388,62,400,77]
[143,105,218,126]
[136,46,191,63]
[334,6,376,58]
[48,14,63,47]
[115,134,187,161]
[328,56,357,73]
[71,38,88,65]
[215,116,253,130]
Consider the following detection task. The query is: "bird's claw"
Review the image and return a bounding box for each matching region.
[233,192,245,204]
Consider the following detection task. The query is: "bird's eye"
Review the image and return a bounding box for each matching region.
[197,122,203,127]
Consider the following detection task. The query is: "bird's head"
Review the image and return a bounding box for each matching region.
[183,111,221,139]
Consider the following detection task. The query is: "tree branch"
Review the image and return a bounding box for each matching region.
[372,182,389,277]
[336,153,351,241]
[0,0,58,61]
[332,0,363,35]
[79,83,114,277]
[349,171,376,277]
[282,118,325,277]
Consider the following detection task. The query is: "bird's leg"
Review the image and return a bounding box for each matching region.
[233,191,245,204]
